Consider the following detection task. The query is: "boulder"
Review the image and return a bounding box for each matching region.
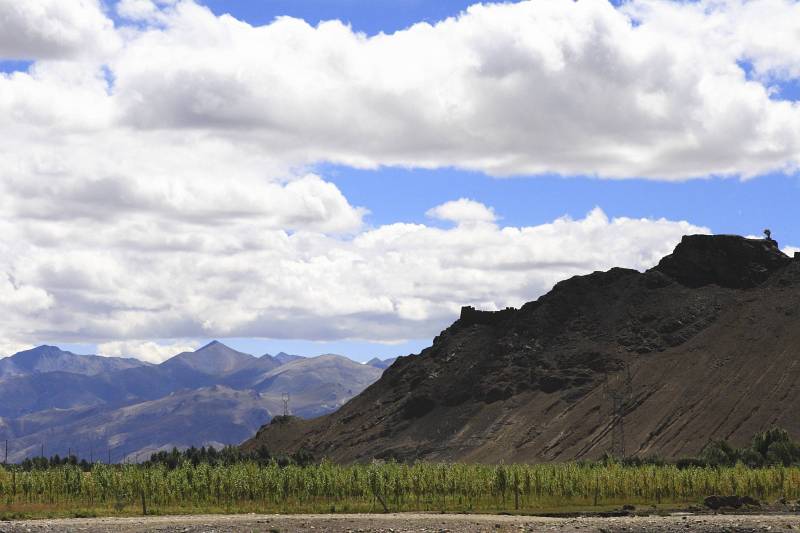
[703,495,760,510]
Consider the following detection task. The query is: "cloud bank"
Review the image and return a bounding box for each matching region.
[2,0,799,183]
[98,339,199,363]
[0,203,707,353]
[0,0,797,356]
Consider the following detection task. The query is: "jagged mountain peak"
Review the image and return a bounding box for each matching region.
[0,345,147,378]
[366,357,398,370]
[14,345,74,360]
[21,344,64,353]
[199,340,224,349]
[272,352,303,365]
[162,341,255,376]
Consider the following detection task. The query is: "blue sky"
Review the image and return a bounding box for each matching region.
[192,0,800,361]
[193,0,800,248]
[204,1,800,254]
[199,0,485,34]
[324,165,800,245]
[2,0,799,363]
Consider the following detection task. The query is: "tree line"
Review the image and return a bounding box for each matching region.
[602,427,800,468]
[5,427,799,472]
[5,445,315,472]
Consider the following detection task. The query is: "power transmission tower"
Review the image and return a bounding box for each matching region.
[282,392,291,417]
[604,363,633,458]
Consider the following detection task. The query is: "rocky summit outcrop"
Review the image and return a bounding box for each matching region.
[652,234,791,289]
[243,234,800,463]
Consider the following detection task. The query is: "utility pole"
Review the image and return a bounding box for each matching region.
[604,363,633,458]
[108,448,112,465]
[282,392,291,417]
[4,439,7,465]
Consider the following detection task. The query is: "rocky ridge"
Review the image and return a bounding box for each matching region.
[244,234,800,463]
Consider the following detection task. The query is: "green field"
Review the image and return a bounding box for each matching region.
[1,461,798,519]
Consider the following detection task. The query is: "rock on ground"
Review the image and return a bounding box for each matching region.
[2,513,800,533]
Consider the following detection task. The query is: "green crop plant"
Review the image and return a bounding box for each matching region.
[1,461,799,518]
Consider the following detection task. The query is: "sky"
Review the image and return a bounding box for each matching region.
[0,0,798,363]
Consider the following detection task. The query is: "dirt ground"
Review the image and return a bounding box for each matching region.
[1,513,800,533]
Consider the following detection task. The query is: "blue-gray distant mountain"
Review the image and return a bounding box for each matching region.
[0,345,147,378]
[249,355,382,418]
[161,341,257,376]
[366,357,397,370]
[5,386,272,462]
[271,352,304,365]
[0,341,389,462]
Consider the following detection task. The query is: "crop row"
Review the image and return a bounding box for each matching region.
[1,462,798,513]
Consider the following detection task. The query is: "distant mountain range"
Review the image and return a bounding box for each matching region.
[0,345,147,378]
[0,341,394,462]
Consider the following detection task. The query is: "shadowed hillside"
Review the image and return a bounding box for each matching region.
[244,234,800,463]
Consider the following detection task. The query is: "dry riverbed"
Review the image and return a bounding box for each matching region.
[2,513,800,532]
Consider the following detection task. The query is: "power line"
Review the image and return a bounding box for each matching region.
[604,363,633,458]
[282,392,291,417]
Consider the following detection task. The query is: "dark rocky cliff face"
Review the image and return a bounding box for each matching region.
[243,235,800,463]
[652,234,790,289]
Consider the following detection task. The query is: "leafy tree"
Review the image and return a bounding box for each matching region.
[766,439,800,466]
[752,427,792,460]
[738,447,764,468]
[700,439,739,467]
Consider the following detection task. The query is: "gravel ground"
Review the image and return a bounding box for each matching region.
[2,513,800,533]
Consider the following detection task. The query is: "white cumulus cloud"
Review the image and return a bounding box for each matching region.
[0,0,119,60]
[0,342,33,359]
[0,204,710,352]
[101,0,800,179]
[98,340,198,364]
[0,0,798,359]
[427,198,497,224]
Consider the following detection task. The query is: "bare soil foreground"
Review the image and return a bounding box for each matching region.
[2,513,800,533]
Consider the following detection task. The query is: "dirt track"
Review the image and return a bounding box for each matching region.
[2,513,800,532]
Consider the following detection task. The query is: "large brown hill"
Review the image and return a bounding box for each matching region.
[243,234,800,463]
